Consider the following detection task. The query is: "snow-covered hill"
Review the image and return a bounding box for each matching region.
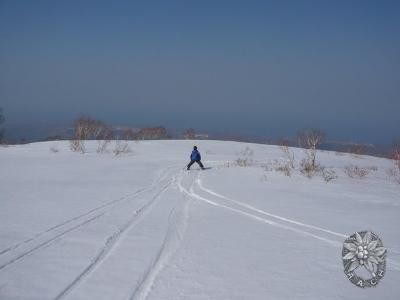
[1,140,399,300]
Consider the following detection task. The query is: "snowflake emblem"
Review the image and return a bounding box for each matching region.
[342,231,386,288]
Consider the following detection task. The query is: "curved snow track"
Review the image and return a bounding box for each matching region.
[128,171,191,300]
[51,166,193,300]
[54,166,180,300]
[182,171,400,271]
[0,166,176,272]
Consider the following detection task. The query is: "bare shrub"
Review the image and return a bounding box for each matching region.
[49,145,59,153]
[392,140,400,170]
[300,158,321,178]
[70,139,85,153]
[262,160,276,172]
[113,140,131,156]
[235,147,254,167]
[297,128,325,178]
[97,140,111,153]
[388,141,400,184]
[297,128,325,150]
[387,168,400,184]
[183,128,196,139]
[75,117,100,140]
[279,142,295,169]
[275,163,292,177]
[97,127,113,153]
[136,127,167,140]
[395,159,400,170]
[69,116,113,154]
[70,117,95,153]
[321,167,337,183]
[222,161,235,168]
[344,165,369,179]
[368,166,378,172]
[262,159,292,176]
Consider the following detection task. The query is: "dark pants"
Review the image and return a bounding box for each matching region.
[187,160,204,170]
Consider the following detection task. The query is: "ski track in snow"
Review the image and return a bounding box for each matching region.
[194,173,400,271]
[128,170,190,300]
[53,166,179,300]
[178,173,340,247]
[0,166,180,258]
[197,175,348,239]
[0,189,145,257]
[176,171,400,271]
[0,166,176,273]
[0,212,108,272]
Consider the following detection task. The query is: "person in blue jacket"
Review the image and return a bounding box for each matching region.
[187,146,205,170]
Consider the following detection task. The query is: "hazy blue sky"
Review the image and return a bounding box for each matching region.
[1,0,399,143]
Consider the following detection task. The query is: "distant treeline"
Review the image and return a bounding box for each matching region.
[2,115,398,160]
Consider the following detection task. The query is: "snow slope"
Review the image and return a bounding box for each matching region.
[0,140,399,300]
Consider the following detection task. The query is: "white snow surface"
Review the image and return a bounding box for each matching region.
[0,140,399,300]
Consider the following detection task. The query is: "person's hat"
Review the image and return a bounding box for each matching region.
[193,146,197,150]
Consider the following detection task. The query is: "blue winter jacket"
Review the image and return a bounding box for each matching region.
[190,150,201,161]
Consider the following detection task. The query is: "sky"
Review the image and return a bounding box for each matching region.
[0,0,399,143]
